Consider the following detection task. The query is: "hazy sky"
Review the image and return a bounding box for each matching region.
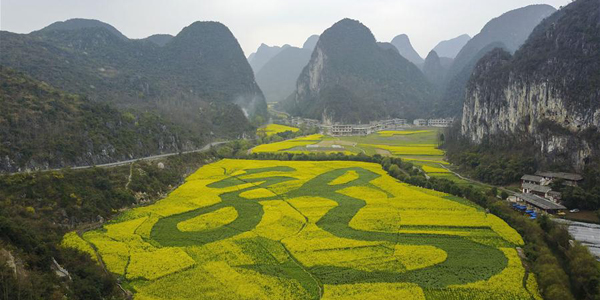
[1,0,570,58]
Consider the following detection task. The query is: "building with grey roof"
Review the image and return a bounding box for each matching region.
[522,183,552,197]
[535,171,583,186]
[521,174,545,185]
[515,193,566,214]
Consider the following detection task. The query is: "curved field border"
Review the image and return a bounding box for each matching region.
[150,165,509,294]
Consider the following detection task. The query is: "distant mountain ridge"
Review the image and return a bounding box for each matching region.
[255,35,318,103]
[248,43,290,74]
[36,18,129,40]
[390,34,424,66]
[432,34,471,59]
[440,4,556,116]
[283,19,434,123]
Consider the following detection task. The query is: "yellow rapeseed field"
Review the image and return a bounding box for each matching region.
[378,130,433,137]
[257,124,299,137]
[362,144,445,156]
[61,232,97,261]
[64,159,536,299]
[251,134,324,153]
[422,165,451,173]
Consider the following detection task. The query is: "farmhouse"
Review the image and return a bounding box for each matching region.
[371,119,408,130]
[428,118,454,127]
[521,174,546,185]
[515,193,567,214]
[522,183,552,198]
[289,117,320,127]
[328,124,373,136]
[325,118,437,136]
[535,171,583,187]
[519,171,584,204]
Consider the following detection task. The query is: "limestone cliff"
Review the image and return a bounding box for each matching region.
[461,0,600,169]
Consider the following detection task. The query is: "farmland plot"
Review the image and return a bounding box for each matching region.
[66,159,540,299]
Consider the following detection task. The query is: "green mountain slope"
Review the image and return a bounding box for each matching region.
[0,19,266,140]
[0,67,203,172]
[283,19,434,123]
[143,34,174,46]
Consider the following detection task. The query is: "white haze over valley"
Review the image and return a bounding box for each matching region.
[1,0,572,57]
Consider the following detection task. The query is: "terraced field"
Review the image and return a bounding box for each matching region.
[320,129,478,187]
[64,159,541,299]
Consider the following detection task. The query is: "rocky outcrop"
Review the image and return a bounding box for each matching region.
[462,0,600,170]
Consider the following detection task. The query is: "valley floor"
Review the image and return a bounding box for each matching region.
[56,128,552,299]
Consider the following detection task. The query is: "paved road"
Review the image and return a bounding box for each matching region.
[5,141,228,175]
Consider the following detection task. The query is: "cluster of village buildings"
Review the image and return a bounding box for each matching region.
[512,171,584,215]
[281,117,454,136]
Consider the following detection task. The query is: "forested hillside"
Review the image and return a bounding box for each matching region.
[283,19,435,123]
[0,19,266,141]
[0,67,203,172]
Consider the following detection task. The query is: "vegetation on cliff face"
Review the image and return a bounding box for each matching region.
[0,67,204,173]
[283,19,435,123]
[511,0,600,109]
[460,0,600,172]
[439,4,556,116]
[0,19,266,141]
[448,0,600,212]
